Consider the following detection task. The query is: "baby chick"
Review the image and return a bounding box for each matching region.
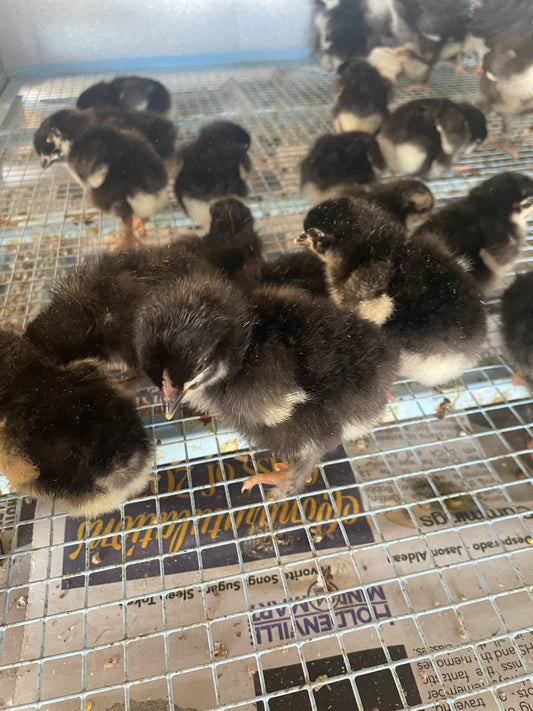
[0,329,153,518]
[390,0,477,88]
[299,196,487,387]
[333,57,392,134]
[77,75,171,116]
[477,33,533,157]
[174,121,251,228]
[300,131,384,206]
[414,172,533,297]
[48,125,168,248]
[501,271,533,388]
[25,242,214,369]
[34,108,177,178]
[260,250,329,299]
[339,178,435,231]
[378,98,487,177]
[135,274,398,500]
[196,198,263,288]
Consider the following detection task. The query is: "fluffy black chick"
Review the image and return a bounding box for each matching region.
[501,272,533,388]
[299,196,487,387]
[25,242,215,369]
[339,178,435,232]
[477,33,533,156]
[174,121,251,228]
[76,76,171,116]
[390,0,476,87]
[48,126,168,248]
[300,131,384,206]
[135,274,398,500]
[333,57,392,134]
[413,172,533,297]
[0,329,153,518]
[260,250,329,299]
[34,107,178,176]
[184,198,264,289]
[378,98,487,177]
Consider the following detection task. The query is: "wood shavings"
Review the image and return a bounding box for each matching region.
[85,701,93,711]
[321,565,336,592]
[91,551,102,565]
[213,642,228,659]
[497,690,507,701]
[457,626,467,639]
[247,665,257,677]
[16,596,27,608]
[104,655,119,668]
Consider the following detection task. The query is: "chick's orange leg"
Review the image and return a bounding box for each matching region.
[132,217,147,236]
[512,371,529,388]
[241,462,312,493]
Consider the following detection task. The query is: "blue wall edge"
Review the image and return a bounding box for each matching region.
[10,48,312,78]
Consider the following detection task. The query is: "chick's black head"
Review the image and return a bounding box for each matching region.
[456,103,488,146]
[198,121,251,150]
[209,198,253,234]
[470,172,533,216]
[300,196,401,258]
[135,276,252,418]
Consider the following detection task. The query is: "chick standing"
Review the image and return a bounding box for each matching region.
[477,33,533,157]
[77,76,171,116]
[299,196,487,387]
[413,172,533,297]
[300,131,384,206]
[0,329,153,518]
[378,98,487,177]
[501,272,533,388]
[333,57,392,134]
[174,121,251,228]
[34,107,178,177]
[48,125,168,248]
[135,274,398,500]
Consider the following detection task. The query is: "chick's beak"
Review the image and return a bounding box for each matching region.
[295,232,312,247]
[161,374,184,420]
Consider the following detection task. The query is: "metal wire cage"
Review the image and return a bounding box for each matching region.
[1,60,533,711]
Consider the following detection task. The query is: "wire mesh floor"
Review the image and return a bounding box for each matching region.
[1,60,533,711]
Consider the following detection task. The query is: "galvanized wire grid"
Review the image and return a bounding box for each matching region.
[0,60,533,711]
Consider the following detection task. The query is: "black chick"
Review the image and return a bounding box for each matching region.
[260,250,329,299]
[413,172,533,297]
[195,198,263,288]
[48,125,168,248]
[135,274,398,500]
[25,241,215,369]
[477,33,533,157]
[378,98,487,177]
[338,178,435,232]
[299,196,487,387]
[174,121,251,228]
[34,108,177,176]
[77,76,171,116]
[312,0,392,71]
[501,271,533,388]
[0,329,153,518]
[390,0,476,87]
[333,57,392,134]
[300,131,384,206]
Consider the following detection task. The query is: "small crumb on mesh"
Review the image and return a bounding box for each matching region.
[247,665,257,677]
[310,526,324,543]
[312,673,329,690]
[436,397,452,419]
[85,701,93,711]
[459,594,467,601]
[104,655,119,668]
[433,600,441,607]
[16,596,27,608]
[213,642,228,659]
[91,551,102,565]
[457,626,467,639]
[355,439,366,451]
[526,536,533,545]
[321,565,336,592]
[497,690,507,701]
[419,671,427,680]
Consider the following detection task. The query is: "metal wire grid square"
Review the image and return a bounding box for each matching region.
[0,60,533,711]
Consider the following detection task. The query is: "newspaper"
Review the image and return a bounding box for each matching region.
[2,398,533,710]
